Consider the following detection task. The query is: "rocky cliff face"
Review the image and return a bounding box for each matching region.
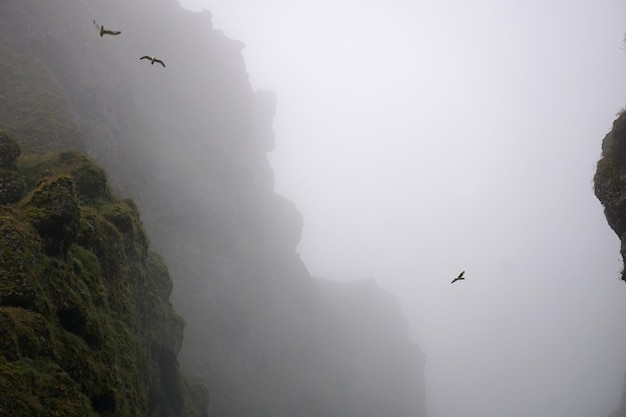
[594,111,626,417]
[594,111,626,280]
[0,1,428,416]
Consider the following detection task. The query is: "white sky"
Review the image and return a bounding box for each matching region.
[177,1,626,416]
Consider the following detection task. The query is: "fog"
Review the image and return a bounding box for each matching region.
[178,1,626,416]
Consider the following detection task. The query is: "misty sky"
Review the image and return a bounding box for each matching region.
[177,1,626,416]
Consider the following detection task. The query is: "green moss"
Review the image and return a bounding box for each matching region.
[17,151,113,205]
[102,201,149,262]
[0,146,203,416]
[70,163,111,205]
[0,219,46,311]
[0,357,96,417]
[0,308,54,361]
[146,251,174,301]
[21,175,81,257]
[182,374,210,417]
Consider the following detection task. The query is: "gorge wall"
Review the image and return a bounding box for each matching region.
[594,110,626,417]
[0,1,428,416]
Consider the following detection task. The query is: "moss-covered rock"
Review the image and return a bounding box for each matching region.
[17,151,113,205]
[0,356,96,417]
[70,162,112,204]
[0,216,46,311]
[21,175,81,257]
[102,199,149,263]
[0,142,207,417]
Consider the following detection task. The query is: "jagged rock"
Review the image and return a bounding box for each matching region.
[0,131,21,170]
[594,112,626,280]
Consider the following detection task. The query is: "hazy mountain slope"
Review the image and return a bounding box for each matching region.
[0,1,428,416]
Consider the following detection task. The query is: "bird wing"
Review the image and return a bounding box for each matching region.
[155,59,166,67]
[104,30,121,35]
[140,56,151,60]
[451,271,465,284]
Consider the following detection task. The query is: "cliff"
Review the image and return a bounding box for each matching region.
[594,111,626,280]
[0,1,428,416]
[594,110,626,417]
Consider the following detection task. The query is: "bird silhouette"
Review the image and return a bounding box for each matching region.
[93,20,121,37]
[451,270,465,284]
[140,56,166,68]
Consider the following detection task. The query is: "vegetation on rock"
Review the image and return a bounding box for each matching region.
[0,135,207,417]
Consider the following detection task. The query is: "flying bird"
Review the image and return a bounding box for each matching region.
[140,55,166,68]
[451,270,465,284]
[93,20,121,37]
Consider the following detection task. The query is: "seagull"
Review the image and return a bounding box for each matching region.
[93,20,121,37]
[140,56,166,68]
[451,270,465,284]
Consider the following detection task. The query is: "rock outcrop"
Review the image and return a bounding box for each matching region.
[594,111,626,280]
[0,133,207,416]
[595,111,626,417]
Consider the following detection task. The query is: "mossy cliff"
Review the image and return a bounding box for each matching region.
[0,132,207,416]
[0,1,428,416]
